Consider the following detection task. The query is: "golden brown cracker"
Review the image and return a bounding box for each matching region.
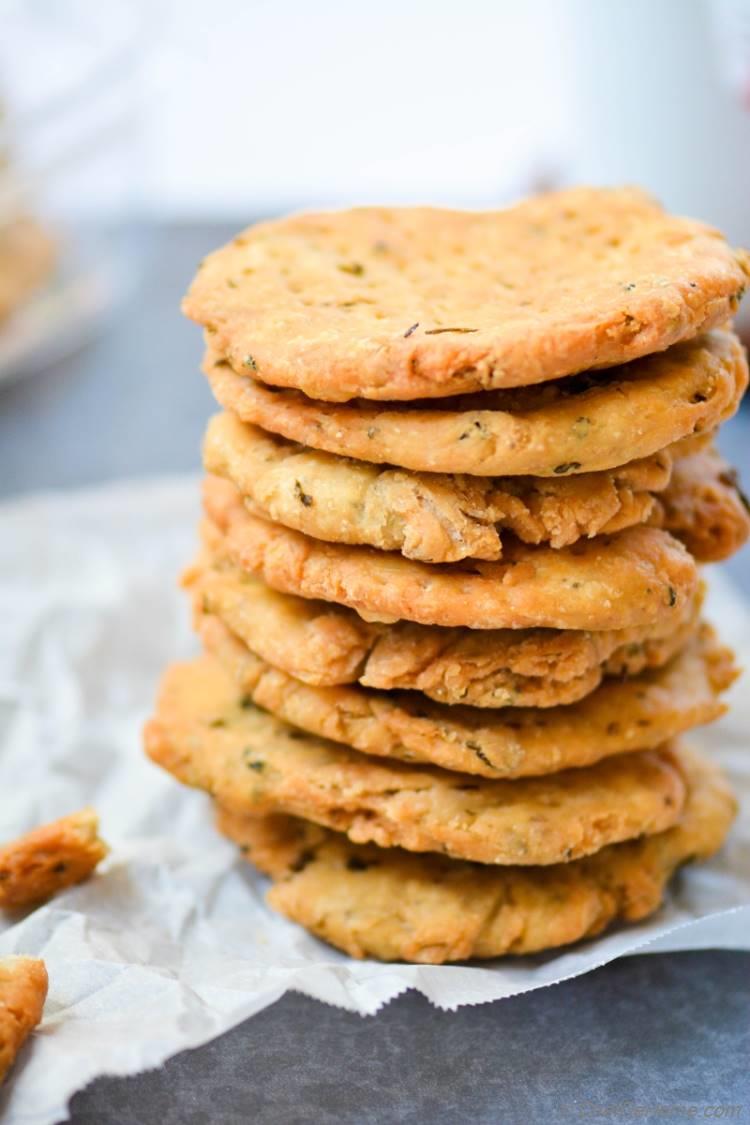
[217,748,736,963]
[202,475,697,631]
[199,613,733,778]
[204,329,747,476]
[184,189,748,402]
[0,809,108,909]
[0,957,48,1083]
[204,411,669,562]
[187,559,703,706]
[658,445,750,562]
[0,217,56,324]
[145,655,686,866]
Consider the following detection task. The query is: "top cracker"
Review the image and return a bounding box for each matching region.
[183,187,749,402]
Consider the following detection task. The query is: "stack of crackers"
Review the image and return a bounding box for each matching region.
[146,188,750,963]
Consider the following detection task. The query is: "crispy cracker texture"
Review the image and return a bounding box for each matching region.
[202,475,698,632]
[0,809,108,910]
[216,748,736,963]
[184,189,749,402]
[204,411,672,562]
[186,558,704,705]
[205,412,748,564]
[144,655,688,866]
[204,328,747,476]
[0,957,48,1083]
[197,613,735,778]
[658,445,750,562]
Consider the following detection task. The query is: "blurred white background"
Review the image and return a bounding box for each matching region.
[1,0,749,380]
[144,0,573,214]
[3,0,749,230]
[136,0,750,241]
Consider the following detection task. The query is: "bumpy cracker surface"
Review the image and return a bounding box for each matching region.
[184,189,748,402]
[205,329,747,476]
[204,411,669,562]
[199,613,734,778]
[203,476,697,631]
[145,656,686,866]
[0,809,108,909]
[205,413,747,564]
[0,957,48,1083]
[186,559,703,706]
[216,749,736,962]
[657,444,750,562]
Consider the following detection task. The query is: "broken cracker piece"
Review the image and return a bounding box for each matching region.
[0,809,108,910]
[0,957,48,1083]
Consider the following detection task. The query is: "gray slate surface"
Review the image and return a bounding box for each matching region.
[69,954,750,1125]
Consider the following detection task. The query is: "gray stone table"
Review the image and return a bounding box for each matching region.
[1,225,748,1125]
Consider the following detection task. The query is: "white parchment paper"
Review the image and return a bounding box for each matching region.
[1,477,749,1125]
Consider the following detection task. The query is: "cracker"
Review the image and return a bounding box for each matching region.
[186,558,703,706]
[144,655,686,866]
[183,189,749,402]
[205,331,746,477]
[0,216,56,323]
[658,445,750,562]
[204,411,670,562]
[205,413,746,564]
[0,957,48,1083]
[356,589,703,704]
[0,809,108,909]
[199,614,734,777]
[205,329,747,477]
[184,559,374,686]
[216,748,736,962]
[202,475,698,631]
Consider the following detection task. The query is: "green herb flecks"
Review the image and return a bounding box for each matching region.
[465,740,494,770]
[404,322,419,338]
[294,480,313,507]
[243,354,258,371]
[458,419,486,441]
[424,327,478,335]
[338,262,365,276]
[553,461,582,474]
[242,749,265,773]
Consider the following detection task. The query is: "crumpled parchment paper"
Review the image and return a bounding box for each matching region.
[1,477,748,1125]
